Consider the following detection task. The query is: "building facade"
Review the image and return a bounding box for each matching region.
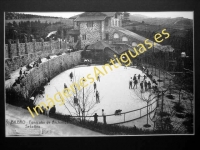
[69,12,172,54]
[71,12,123,48]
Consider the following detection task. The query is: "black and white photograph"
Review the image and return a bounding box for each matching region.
[4,11,194,136]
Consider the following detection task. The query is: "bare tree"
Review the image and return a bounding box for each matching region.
[131,87,158,128]
[61,71,100,122]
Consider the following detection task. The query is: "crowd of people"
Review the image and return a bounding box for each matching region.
[129,66,158,93]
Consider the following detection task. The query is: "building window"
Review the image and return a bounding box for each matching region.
[113,33,119,39]
[115,20,117,26]
[105,33,109,40]
[82,34,86,40]
[87,21,93,27]
[122,36,128,41]
[105,18,109,26]
[132,42,137,47]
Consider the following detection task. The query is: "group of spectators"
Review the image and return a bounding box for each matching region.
[129,66,159,93]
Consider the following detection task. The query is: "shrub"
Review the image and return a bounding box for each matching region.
[173,103,185,113]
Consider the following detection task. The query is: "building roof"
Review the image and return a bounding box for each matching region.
[87,40,119,54]
[101,12,116,17]
[74,12,119,22]
[75,15,107,22]
[87,40,111,50]
[69,14,81,19]
[111,26,168,52]
[111,43,134,54]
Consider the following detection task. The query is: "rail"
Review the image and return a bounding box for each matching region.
[69,95,159,125]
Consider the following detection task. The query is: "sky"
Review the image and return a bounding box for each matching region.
[19,11,193,19]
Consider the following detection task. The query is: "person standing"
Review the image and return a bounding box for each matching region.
[96,90,100,103]
[64,83,67,89]
[94,82,97,92]
[140,81,144,92]
[69,72,73,81]
[49,105,56,117]
[144,80,148,91]
[143,75,146,81]
[97,74,100,82]
[102,109,106,125]
[133,74,136,81]
[146,69,149,76]
[133,79,138,89]
[148,81,151,90]
[46,106,50,117]
[138,74,141,83]
[93,113,98,123]
[129,77,133,89]
[19,68,22,77]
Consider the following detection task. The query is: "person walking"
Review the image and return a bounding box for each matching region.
[138,74,141,83]
[102,109,106,125]
[129,77,133,89]
[93,113,98,123]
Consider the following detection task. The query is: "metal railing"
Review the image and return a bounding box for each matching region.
[70,97,158,125]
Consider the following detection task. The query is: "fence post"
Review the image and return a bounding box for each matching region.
[32,39,36,53]
[40,38,44,52]
[8,39,12,58]
[124,113,125,122]
[25,36,28,54]
[50,38,53,53]
[140,109,141,117]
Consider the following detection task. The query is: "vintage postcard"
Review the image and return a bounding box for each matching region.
[5,11,194,136]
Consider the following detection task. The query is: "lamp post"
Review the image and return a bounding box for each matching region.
[143,99,151,128]
[181,52,186,71]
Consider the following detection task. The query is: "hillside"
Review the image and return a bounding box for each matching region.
[5,18,73,26]
[129,14,149,22]
[129,14,193,30]
[5,12,73,26]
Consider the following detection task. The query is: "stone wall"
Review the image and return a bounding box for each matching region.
[12,51,82,99]
[80,21,101,48]
[5,38,69,79]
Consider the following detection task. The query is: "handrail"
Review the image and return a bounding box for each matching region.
[69,95,159,118]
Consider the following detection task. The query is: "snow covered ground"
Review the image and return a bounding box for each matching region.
[34,65,157,127]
